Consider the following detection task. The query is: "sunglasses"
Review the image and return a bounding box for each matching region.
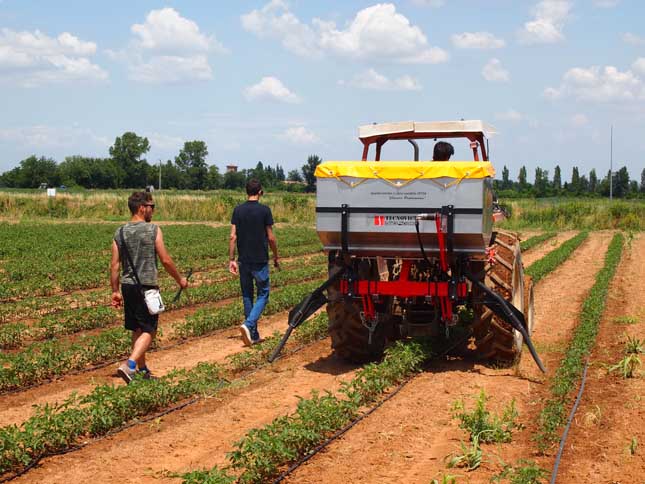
[143,204,155,209]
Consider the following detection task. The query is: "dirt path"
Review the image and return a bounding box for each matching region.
[557,233,645,483]
[0,309,296,428]
[13,339,358,484]
[521,230,578,267]
[285,232,612,483]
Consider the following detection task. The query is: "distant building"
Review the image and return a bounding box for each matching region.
[226,165,238,173]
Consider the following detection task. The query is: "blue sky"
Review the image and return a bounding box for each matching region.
[1,0,643,181]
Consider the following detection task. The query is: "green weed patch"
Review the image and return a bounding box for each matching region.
[535,233,624,452]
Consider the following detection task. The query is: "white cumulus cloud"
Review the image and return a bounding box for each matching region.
[244,76,300,103]
[241,0,321,58]
[112,8,225,83]
[0,124,109,150]
[0,28,107,86]
[623,32,645,45]
[570,114,589,126]
[495,109,524,122]
[280,126,319,144]
[482,58,509,82]
[411,0,445,6]
[545,65,645,102]
[451,32,505,49]
[340,68,422,91]
[593,0,619,7]
[518,0,572,45]
[241,2,448,64]
[632,58,645,76]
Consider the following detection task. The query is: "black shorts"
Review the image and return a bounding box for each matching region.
[122,284,159,333]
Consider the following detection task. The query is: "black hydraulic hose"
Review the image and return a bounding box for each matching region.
[550,358,590,484]
[415,218,432,266]
[464,270,546,373]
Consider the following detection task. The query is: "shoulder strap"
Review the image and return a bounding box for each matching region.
[119,227,143,289]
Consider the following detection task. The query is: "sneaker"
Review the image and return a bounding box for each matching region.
[251,337,264,345]
[239,324,253,346]
[117,363,136,384]
[137,368,156,380]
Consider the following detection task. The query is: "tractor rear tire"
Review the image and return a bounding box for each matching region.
[472,231,526,364]
[327,259,387,363]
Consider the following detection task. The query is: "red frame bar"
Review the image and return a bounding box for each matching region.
[341,279,467,299]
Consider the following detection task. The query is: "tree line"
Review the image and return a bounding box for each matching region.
[0,132,323,192]
[495,164,645,198]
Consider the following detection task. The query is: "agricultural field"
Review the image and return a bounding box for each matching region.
[0,211,643,483]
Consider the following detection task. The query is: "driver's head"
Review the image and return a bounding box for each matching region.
[433,141,454,161]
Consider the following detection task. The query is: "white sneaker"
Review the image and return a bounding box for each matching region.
[117,363,136,384]
[239,324,252,346]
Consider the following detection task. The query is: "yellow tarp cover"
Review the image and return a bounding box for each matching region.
[315,161,495,180]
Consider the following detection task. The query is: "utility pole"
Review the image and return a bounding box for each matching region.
[609,125,613,201]
[158,159,162,191]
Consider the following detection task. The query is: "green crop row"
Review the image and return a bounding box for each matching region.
[0,270,326,392]
[524,231,588,283]
[0,257,326,350]
[0,223,319,300]
[0,303,332,477]
[535,233,624,452]
[520,232,557,252]
[184,340,429,484]
[0,362,227,476]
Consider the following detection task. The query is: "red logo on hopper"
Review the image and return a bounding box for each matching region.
[374,215,385,226]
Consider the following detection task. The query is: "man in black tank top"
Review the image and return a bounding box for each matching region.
[229,179,280,345]
[110,191,188,384]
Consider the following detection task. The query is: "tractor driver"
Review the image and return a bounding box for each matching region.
[432,141,454,161]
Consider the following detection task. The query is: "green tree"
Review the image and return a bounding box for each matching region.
[287,169,303,182]
[223,170,246,190]
[302,154,322,192]
[589,169,598,194]
[109,132,150,187]
[501,165,511,189]
[553,165,562,191]
[206,165,223,189]
[59,156,120,188]
[518,165,528,191]
[175,140,209,189]
[276,164,285,182]
[534,167,549,197]
[8,155,60,188]
[640,168,645,194]
[569,166,581,195]
[614,166,630,198]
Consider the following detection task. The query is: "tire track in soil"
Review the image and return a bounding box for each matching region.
[558,233,645,484]
[12,339,358,484]
[0,307,302,428]
[521,230,578,267]
[284,232,612,484]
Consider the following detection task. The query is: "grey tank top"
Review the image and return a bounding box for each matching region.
[114,222,159,286]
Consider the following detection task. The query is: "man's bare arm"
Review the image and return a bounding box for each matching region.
[266,225,279,268]
[110,240,123,308]
[229,224,238,275]
[155,227,188,288]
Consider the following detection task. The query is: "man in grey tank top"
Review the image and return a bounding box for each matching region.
[110,191,188,384]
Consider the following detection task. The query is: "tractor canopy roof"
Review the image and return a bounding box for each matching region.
[356,120,496,162]
[358,120,497,141]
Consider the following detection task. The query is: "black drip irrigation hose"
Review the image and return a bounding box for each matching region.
[549,358,590,484]
[0,336,324,483]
